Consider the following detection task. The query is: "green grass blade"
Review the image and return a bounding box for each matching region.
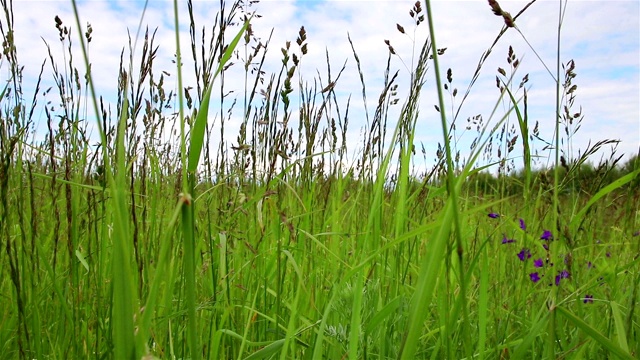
[569,168,640,233]
[399,200,453,359]
[138,201,184,352]
[187,19,250,173]
[110,99,138,360]
[511,307,550,359]
[500,80,531,198]
[348,270,363,360]
[181,193,199,359]
[244,339,286,360]
[555,305,634,360]
[364,296,402,335]
[477,247,489,360]
[70,1,138,356]
[609,301,630,354]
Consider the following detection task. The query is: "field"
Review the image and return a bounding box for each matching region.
[0,0,638,359]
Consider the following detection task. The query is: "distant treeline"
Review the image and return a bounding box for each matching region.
[465,154,639,196]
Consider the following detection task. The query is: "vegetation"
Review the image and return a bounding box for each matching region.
[0,0,638,358]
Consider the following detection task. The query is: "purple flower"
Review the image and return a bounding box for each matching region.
[488,213,500,219]
[529,272,541,283]
[587,261,594,269]
[541,230,553,241]
[534,258,544,268]
[583,294,594,304]
[517,248,531,261]
[542,244,549,251]
[501,235,515,244]
[555,269,570,286]
[519,218,526,230]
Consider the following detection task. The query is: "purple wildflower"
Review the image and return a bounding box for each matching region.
[519,218,526,230]
[587,261,594,269]
[529,272,541,283]
[488,213,500,219]
[502,235,515,244]
[555,269,570,286]
[540,230,553,241]
[542,244,549,251]
[517,248,531,262]
[534,258,544,268]
[583,294,594,304]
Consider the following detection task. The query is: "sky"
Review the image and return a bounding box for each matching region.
[3,0,639,174]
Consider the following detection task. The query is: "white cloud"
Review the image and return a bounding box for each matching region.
[4,0,638,172]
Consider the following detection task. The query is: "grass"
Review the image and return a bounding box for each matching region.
[1,0,639,359]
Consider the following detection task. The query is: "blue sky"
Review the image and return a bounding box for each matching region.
[5,0,639,172]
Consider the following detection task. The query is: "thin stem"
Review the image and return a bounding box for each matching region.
[549,0,565,357]
[173,0,199,359]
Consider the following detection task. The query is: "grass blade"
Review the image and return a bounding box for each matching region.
[555,305,634,360]
[569,168,640,234]
[187,19,251,173]
[609,301,630,354]
[399,200,454,359]
[511,307,550,359]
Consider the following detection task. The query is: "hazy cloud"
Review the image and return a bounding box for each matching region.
[5,0,638,170]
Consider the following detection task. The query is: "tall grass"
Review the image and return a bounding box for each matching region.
[0,0,638,359]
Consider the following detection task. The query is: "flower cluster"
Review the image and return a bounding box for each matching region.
[488,213,595,304]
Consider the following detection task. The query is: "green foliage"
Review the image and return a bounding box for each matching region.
[0,0,637,359]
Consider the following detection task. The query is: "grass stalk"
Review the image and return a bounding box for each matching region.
[548,1,566,356]
[69,0,138,357]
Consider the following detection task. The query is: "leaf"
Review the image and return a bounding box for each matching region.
[243,339,285,360]
[610,302,629,353]
[556,306,633,360]
[187,19,251,173]
[399,200,454,359]
[364,296,402,334]
[570,168,640,234]
[75,249,90,273]
[511,308,549,359]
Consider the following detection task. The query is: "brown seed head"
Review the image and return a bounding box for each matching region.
[503,12,515,28]
[488,0,502,16]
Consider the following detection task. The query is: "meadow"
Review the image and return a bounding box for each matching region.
[0,0,638,359]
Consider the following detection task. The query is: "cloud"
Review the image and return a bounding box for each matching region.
[4,0,638,172]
